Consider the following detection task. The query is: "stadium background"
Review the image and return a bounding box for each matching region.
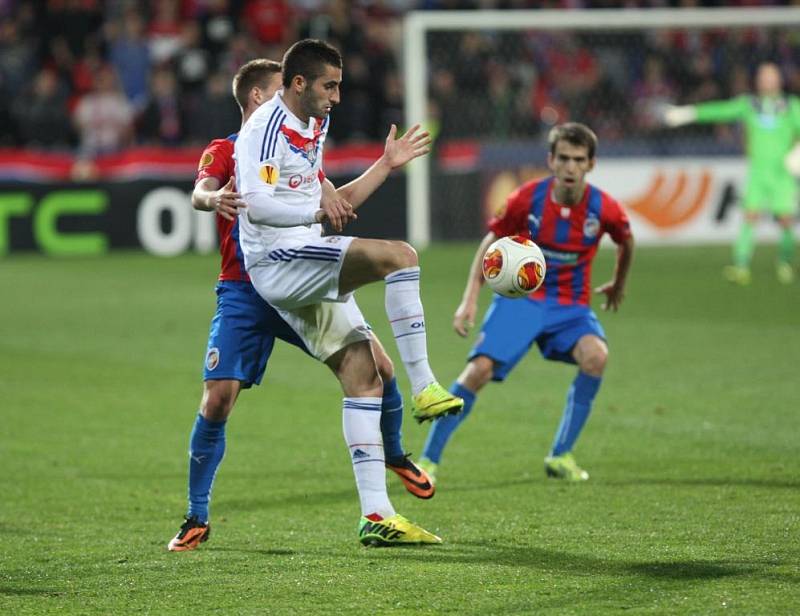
[2,2,799,614]
[4,0,800,253]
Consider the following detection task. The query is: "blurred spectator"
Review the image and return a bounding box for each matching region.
[631,55,678,131]
[139,67,187,145]
[12,68,73,148]
[72,65,134,156]
[148,0,184,63]
[185,70,240,144]
[107,9,151,109]
[175,21,210,95]
[242,0,296,47]
[0,15,36,94]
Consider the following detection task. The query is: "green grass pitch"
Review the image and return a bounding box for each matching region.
[1,244,798,614]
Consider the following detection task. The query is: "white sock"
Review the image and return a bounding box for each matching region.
[384,267,435,395]
[342,397,395,519]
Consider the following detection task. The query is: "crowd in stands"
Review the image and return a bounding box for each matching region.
[1,0,798,156]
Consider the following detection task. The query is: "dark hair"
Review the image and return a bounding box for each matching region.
[232,59,281,110]
[282,39,342,89]
[548,122,598,159]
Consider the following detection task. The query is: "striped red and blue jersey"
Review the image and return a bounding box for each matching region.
[195,134,249,282]
[488,176,632,306]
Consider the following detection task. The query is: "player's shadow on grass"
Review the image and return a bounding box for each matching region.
[605,477,800,490]
[220,488,354,512]
[0,586,64,597]
[389,542,799,585]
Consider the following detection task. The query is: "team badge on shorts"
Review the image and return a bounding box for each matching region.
[206,347,220,371]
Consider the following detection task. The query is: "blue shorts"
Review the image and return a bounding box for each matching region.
[469,296,606,382]
[203,281,309,388]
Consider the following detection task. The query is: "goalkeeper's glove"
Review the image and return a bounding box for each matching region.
[785,143,800,177]
[663,104,697,128]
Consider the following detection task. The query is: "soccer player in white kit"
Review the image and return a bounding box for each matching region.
[234,39,463,545]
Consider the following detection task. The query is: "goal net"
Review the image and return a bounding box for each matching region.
[403,8,800,247]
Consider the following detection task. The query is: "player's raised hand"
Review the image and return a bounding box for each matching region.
[594,281,625,312]
[453,299,477,337]
[213,177,246,221]
[383,124,432,169]
[317,195,357,233]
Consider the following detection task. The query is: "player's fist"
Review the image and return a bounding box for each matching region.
[662,104,697,128]
[316,196,357,233]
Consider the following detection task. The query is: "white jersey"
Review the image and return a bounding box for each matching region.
[234,91,329,269]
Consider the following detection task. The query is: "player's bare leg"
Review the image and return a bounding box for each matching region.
[168,379,242,551]
[546,335,608,482]
[326,341,440,545]
[339,238,463,422]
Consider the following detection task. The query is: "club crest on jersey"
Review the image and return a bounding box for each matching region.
[583,216,600,238]
[281,125,321,167]
[259,164,278,185]
[198,152,213,169]
[206,347,220,371]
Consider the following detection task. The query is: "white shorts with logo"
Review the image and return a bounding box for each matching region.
[247,235,371,361]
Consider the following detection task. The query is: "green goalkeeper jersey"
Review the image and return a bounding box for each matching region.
[695,95,800,171]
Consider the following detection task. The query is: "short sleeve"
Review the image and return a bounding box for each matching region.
[488,183,530,238]
[235,118,285,197]
[603,197,633,244]
[195,140,234,185]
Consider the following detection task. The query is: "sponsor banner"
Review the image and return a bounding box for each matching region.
[482,158,799,245]
[1,174,406,256]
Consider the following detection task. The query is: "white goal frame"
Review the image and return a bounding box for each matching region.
[403,7,800,248]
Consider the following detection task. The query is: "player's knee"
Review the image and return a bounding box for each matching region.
[461,357,493,391]
[374,350,394,383]
[580,348,607,377]
[201,382,238,421]
[385,241,418,273]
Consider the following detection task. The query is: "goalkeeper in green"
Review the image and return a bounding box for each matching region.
[664,62,800,284]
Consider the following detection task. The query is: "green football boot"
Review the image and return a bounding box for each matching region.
[411,382,463,423]
[358,514,442,547]
[544,453,589,482]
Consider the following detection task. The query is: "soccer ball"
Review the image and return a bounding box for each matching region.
[482,235,546,298]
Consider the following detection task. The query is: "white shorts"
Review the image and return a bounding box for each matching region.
[248,235,356,310]
[273,295,371,362]
[248,235,370,361]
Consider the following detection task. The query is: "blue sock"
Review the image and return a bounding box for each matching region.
[550,372,602,456]
[421,382,477,464]
[380,378,405,463]
[187,413,227,523]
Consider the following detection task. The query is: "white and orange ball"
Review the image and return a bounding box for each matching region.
[481,235,546,298]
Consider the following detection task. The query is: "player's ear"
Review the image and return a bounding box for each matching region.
[291,75,306,94]
[547,152,555,172]
[251,86,263,105]
[587,156,596,173]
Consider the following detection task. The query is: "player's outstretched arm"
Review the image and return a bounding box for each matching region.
[454,232,497,337]
[192,177,247,221]
[336,124,432,210]
[594,236,634,312]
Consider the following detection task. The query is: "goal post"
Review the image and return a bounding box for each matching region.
[403,7,800,248]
